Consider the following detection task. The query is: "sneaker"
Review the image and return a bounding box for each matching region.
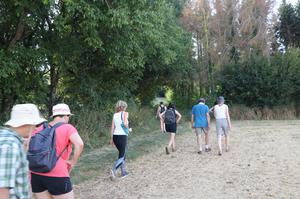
[110,169,116,180]
[197,150,202,154]
[165,147,170,155]
[205,148,211,152]
[218,151,222,156]
[120,172,129,179]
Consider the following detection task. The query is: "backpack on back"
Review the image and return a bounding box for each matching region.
[160,105,166,113]
[27,122,67,173]
[164,109,176,124]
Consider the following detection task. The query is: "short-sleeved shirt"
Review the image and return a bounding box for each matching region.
[0,127,29,199]
[192,103,209,128]
[30,123,78,177]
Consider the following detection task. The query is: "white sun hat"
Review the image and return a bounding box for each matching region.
[5,104,46,127]
[51,103,73,117]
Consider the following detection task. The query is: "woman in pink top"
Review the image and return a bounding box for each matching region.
[30,104,84,199]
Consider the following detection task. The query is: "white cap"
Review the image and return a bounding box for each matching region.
[51,103,73,117]
[5,104,46,127]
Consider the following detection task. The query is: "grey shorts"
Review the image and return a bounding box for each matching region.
[216,119,229,136]
[195,127,208,135]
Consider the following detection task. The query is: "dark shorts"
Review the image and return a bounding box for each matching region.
[31,173,72,195]
[165,123,177,133]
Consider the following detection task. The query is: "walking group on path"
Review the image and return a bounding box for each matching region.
[157,96,232,156]
[0,96,231,198]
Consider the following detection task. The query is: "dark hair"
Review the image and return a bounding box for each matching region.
[198,98,205,103]
[53,115,70,119]
[167,103,175,109]
[160,102,164,105]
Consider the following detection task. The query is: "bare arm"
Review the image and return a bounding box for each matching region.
[191,114,195,128]
[110,118,115,145]
[226,106,232,130]
[159,111,165,120]
[156,106,161,118]
[175,110,182,123]
[67,133,84,173]
[206,112,210,129]
[124,112,129,128]
[0,188,9,199]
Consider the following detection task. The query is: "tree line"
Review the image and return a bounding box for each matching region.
[0,0,299,123]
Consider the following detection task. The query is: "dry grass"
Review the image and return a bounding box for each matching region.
[230,105,298,120]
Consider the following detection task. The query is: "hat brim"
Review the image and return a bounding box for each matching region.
[5,117,46,128]
[51,112,74,117]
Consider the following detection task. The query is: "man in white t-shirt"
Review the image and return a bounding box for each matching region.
[213,96,232,155]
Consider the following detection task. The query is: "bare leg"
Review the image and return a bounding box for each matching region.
[160,119,164,133]
[168,133,175,149]
[196,133,203,152]
[225,134,229,151]
[217,135,222,155]
[52,191,74,199]
[172,133,176,151]
[34,191,53,199]
[205,131,209,147]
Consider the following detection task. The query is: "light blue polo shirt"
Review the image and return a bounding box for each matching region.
[192,103,209,128]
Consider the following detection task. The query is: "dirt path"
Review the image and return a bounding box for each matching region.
[75,120,300,199]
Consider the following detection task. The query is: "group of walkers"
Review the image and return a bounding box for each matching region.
[157,96,231,156]
[0,97,231,198]
[0,103,84,199]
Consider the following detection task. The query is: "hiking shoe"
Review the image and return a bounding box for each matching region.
[198,150,202,154]
[218,151,222,156]
[165,147,170,155]
[120,172,129,179]
[110,169,116,181]
[205,148,211,152]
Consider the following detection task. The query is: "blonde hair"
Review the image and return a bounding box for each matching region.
[115,100,128,112]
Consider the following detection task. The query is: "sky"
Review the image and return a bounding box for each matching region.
[275,0,298,11]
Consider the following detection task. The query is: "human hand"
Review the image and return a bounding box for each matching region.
[110,138,114,146]
[66,160,76,173]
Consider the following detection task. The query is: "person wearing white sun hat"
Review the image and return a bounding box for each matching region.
[0,103,46,199]
[30,103,83,199]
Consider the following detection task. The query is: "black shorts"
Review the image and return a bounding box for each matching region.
[165,123,177,133]
[31,173,72,195]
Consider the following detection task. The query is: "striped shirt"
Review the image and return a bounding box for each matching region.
[0,127,29,199]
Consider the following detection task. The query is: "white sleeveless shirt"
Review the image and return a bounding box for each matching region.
[214,104,228,119]
[113,112,127,135]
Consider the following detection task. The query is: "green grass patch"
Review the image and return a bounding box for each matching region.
[71,120,189,185]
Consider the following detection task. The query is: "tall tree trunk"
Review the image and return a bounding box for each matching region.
[49,64,60,116]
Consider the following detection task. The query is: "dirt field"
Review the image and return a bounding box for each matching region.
[75,120,300,199]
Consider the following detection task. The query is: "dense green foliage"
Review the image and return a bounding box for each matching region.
[219,49,300,108]
[0,0,191,120]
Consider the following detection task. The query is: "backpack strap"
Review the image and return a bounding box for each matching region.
[49,122,68,160]
[121,111,127,123]
[57,144,69,160]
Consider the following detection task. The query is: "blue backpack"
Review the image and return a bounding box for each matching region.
[27,122,67,173]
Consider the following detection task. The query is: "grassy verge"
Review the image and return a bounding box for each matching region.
[71,117,189,185]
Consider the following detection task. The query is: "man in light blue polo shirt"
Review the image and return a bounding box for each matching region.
[191,98,211,154]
